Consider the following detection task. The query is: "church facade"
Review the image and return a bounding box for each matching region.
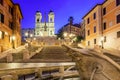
[35,11,55,37]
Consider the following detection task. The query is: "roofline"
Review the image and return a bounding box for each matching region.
[82,0,107,19]
[15,4,23,18]
[10,0,23,18]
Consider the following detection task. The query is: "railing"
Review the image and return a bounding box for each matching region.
[63,44,120,70]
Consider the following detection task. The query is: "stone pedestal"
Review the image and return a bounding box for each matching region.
[59,66,64,73]
[23,50,29,61]
[7,53,13,63]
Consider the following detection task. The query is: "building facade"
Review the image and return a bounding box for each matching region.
[35,11,55,37]
[83,0,120,50]
[0,0,23,52]
[63,23,81,36]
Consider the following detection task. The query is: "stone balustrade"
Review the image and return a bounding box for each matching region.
[63,44,120,80]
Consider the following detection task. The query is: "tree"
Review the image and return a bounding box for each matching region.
[57,27,64,39]
[75,35,84,43]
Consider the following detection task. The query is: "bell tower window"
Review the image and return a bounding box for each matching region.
[37,19,39,22]
[50,18,52,22]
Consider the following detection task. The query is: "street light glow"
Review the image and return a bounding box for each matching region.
[5,32,8,35]
[34,38,36,40]
[64,32,67,37]
[25,32,28,36]
[69,34,72,37]
[12,36,16,40]
[30,34,33,37]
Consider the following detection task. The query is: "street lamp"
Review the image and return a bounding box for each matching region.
[101,37,104,49]
[30,34,33,38]
[25,32,28,37]
[63,32,67,37]
[34,37,36,40]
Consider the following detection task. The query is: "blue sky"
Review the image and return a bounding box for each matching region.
[13,0,104,33]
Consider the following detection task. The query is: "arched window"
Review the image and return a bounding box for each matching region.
[37,19,39,22]
[50,31,52,35]
[50,18,52,22]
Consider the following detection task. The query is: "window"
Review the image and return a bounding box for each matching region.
[94,39,96,44]
[0,0,3,5]
[9,6,13,15]
[50,18,52,22]
[87,18,90,24]
[117,31,120,38]
[1,31,4,39]
[88,41,90,46]
[103,8,106,15]
[50,31,52,35]
[87,30,90,36]
[93,13,96,19]
[103,22,106,30]
[9,35,10,42]
[94,26,96,33]
[116,0,120,6]
[37,19,39,22]
[0,13,4,23]
[117,14,120,23]
[9,21,13,29]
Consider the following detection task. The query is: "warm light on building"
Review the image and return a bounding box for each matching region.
[0,31,2,39]
[12,36,16,40]
[5,32,8,35]
[83,0,120,50]
[0,0,23,51]
[64,32,67,37]
[30,34,33,37]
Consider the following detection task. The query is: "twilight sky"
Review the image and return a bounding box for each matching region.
[13,0,104,33]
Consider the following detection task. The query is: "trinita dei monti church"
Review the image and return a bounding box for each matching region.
[35,10,55,37]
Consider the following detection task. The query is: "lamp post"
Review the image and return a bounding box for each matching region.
[25,32,29,49]
[63,32,67,44]
[12,35,16,49]
[30,34,33,44]
[25,32,28,43]
[101,37,104,49]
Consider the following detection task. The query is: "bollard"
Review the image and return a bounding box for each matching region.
[7,53,13,63]
[59,66,64,74]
